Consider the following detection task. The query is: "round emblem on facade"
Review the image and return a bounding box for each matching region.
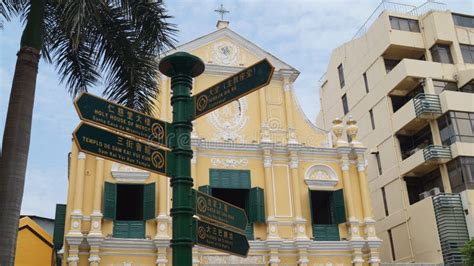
[196,95,209,112]
[211,41,240,66]
[151,151,165,169]
[159,223,166,232]
[197,196,207,213]
[92,221,100,229]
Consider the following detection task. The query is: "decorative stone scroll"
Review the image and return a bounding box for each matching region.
[210,158,248,168]
[111,162,150,182]
[304,164,338,190]
[201,255,265,265]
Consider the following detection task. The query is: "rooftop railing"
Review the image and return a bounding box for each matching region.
[352,0,447,40]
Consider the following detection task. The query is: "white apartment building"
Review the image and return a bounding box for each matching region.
[317,2,474,264]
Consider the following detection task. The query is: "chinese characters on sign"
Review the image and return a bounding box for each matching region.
[195,190,248,231]
[193,59,274,118]
[194,219,249,257]
[73,123,169,175]
[75,93,170,147]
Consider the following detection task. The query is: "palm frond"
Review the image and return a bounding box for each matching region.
[94,3,160,114]
[128,0,178,54]
[44,1,99,96]
[60,0,103,50]
[42,0,177,113]
[1,0,28,22]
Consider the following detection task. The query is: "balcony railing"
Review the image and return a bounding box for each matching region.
[423,145,452,162]
[413,93,442,118]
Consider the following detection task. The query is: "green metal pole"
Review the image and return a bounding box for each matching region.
[159,52,204,266]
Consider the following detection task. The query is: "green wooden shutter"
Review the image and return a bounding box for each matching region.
[53,204,67,250]
[309,190,316,240]
[113,221,129,238]
[313,224,340,241]
[209,169,250,189]
[331,189,346,224]
[249,187,265,223]
[308,189,314,224]
[198,185,212,195]
[113,221,145,239]
[103,182,117,220]
[143,183,156,220]
[245,224,254,240]
[128,221,146,238]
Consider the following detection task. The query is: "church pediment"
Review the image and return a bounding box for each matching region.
[165,27,299,79]
[158,23,328,147]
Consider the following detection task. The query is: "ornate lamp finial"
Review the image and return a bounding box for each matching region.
[346,115,362,147]
[332,117,348,147]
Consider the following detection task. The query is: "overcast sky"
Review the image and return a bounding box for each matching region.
[0,0,472,218]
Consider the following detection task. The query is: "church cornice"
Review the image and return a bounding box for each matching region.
[201,64,298,82]
[192,139,338,157]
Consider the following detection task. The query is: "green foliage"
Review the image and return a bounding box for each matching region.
[1,0,178,114]
[461,239,474,266]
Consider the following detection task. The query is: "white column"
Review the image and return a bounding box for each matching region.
[69,152,86,235]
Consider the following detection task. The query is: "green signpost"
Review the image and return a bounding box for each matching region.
[193,219,250,257]
[159,52,205,266]
[193,59,274,119]
[72,51,273,266]
[74,92,171,147]
[73,122,170,176]
[194,189,248,231]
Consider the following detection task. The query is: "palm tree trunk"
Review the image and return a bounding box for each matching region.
[0,0,44,264]
[0,47,40,266]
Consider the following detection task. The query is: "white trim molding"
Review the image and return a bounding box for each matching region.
[304,164,339,190]
[111,162,150,182]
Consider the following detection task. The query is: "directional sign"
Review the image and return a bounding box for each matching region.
[193,59,274,119]
[74,92,170,147]
[194,190,247,231]
[193,219,249,257]
[73,123,171,176]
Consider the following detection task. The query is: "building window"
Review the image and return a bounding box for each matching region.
[384,59,401,73]
[104,182,156,239]
[363,72,369,93]
[461,80,474,93]
[437,111,474,145]
[389,16,420,32]
[405,168,444,205]
[447,157,474,193]
[381,186,389,216]
[201,169,265,240]
[391,83,424,112]
[452,13,474,28]
[337,64,345,88]
[375,152,382,175]
[388,229,396,261]
[369,109,375,130]
[460,44,474,64]
[342,94,349,115]
[433,80,458,94]
[430,44,453,64]
[309,189,345,241]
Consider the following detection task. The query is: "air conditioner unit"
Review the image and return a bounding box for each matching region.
[419,191,431,200]
[429,187,441,196]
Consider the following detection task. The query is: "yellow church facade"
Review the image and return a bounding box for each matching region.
[58,21,381,266]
